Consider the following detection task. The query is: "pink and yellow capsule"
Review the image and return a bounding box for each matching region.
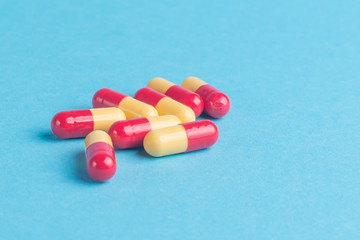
[85,130,116,182]
[182,77,230,118]
[92,88,158,119]
[51,107,126,139]
[147,77,204,117]
[108,115,181,149]
[134,87,195,123]
[143,120,219,157]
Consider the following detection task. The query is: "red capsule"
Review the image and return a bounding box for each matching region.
[147,77,204,117]
[85,130,117,182]
[108,115,181,149]
[51,108,125,139]
[182,77,230,118]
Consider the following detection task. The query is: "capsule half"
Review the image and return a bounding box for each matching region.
[147,77,204,117]
[143,120,219,157]
[93,88,158,119]
[85,130,117,182]
[51,108,126,139]
[134,87,196,123]
[182,77,231,118]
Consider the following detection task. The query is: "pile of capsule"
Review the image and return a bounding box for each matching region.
[51,77,230,182]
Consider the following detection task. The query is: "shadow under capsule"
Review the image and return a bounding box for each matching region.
[38,130,84,143]
[135,148,211,160]
[74,150,102,184]
[113,147,154,162]
[197,112,228,121]
[135,149,155,160]
[38,130,62,142]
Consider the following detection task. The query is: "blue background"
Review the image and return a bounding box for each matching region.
[0,0,359,239]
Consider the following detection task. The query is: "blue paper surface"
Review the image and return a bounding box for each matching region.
[0,0,359,239]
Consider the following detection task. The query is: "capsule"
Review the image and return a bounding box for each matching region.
[85,130,116,182]
[182,77,230,118]
[134,88,195,123]
[147,77,204,117]
[93,88,158,119]
[109,115,181,149]
[51,107,126,139]
[143,120,218,157]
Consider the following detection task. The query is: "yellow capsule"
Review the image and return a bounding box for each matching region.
[144,125,188,157]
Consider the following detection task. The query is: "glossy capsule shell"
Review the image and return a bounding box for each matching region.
[134,88,196,123]
[182,77,231,118]
[143,120,218,157]
[93,88,158,119]
[147,77,204,117]
[108,115,181,149]
[85,130,116,182]
[51,107,126,139]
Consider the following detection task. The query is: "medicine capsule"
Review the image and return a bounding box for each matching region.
[143,120,218,157]
[93,88,158,119]
[147,77,204,117]
[108,115,181,149]
[51,107,126,139]
[182,77,231,118]
[85,130,116,182]
[134,88,196,123]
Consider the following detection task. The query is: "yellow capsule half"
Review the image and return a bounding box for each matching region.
[118,96,158,119]
[89,107,126,132]
[85,130,113,149]
[143,125,188,157]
